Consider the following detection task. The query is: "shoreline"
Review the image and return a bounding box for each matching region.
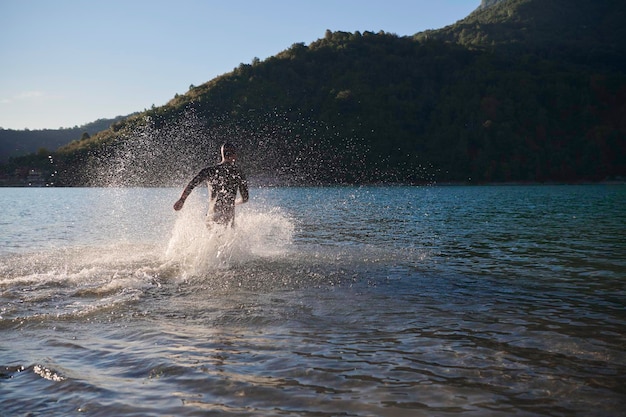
[1,180,625,188]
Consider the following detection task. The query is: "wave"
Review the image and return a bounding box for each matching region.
[0,197,433,328]
[0,205,296,324]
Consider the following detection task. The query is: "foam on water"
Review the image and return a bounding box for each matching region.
[0,244,159,323]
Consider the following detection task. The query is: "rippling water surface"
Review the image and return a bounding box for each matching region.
[1,185,625,416]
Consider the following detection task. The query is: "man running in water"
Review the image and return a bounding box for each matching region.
[173,143,249,227]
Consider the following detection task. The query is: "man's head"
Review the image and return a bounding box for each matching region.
[221,143,237,162]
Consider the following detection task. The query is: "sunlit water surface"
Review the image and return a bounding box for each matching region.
[1,185,625,416]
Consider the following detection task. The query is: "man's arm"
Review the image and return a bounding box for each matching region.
[173,169,207,211]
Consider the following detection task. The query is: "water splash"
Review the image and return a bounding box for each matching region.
[87,108,210,187]
[164,195,294,278]
[85,108,373,187]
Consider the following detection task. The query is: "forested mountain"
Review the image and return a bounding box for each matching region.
[420,0,626,70]
[5,0,625,186]
[476,0,507,11]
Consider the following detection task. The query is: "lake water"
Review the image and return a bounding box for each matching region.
[1,185,625,416]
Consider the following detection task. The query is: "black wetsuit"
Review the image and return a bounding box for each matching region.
[187,162,248,226]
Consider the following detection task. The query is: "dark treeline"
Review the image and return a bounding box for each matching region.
[0,128,82,164]
[4,0,625,186]
[0,116,131,162]
[0,115,133,186]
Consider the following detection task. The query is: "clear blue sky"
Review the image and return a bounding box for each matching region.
[0,0,479,130]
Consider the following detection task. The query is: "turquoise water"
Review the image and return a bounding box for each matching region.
[1,185,625,416]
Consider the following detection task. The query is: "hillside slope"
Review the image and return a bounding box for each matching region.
[21,0,626,185]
